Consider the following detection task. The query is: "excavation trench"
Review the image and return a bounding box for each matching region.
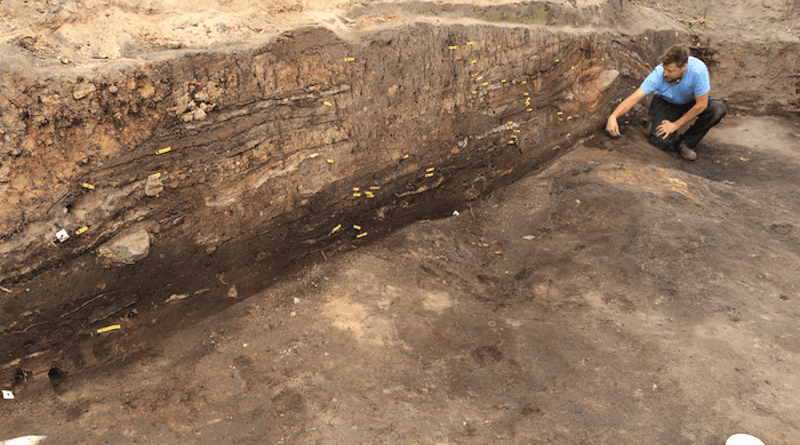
[0,14,796,383]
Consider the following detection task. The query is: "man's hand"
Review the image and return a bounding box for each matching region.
[606,88,647,137]
[606,116,620,137]
[655,120,679,139]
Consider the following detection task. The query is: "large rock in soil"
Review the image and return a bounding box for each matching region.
[97,223,156,265]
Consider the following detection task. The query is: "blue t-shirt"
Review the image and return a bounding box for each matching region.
[640,56,710,104]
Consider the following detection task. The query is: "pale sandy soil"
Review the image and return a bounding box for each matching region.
[2,0,797,68]
[0,1,657,60]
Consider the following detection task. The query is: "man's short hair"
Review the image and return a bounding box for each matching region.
[659,45,689,68]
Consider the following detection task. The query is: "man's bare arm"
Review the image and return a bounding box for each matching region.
[606,88,647,137]
[675,93,708,127]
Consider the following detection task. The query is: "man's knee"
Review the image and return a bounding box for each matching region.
[709,98,726,124]
[649,133,676,151]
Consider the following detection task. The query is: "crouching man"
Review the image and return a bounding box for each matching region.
[606,44,726,161]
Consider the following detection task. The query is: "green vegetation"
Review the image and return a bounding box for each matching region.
[401,2,547,26]
[470,5,548,25]
[533,7,547,23]
[683,8,709,32]
[484,12,505,22]
[402,1,426,13]
[764,29,780,51]
[113,247,129,260]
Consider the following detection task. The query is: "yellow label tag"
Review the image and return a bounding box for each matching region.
[501,79,506,83]
[356,232,367,238]
[353,225,361,230]
[523,93,529,96]
[555,59,559,62]
[448,46,457,49]
[403,154,409,159]
[344,57,355,61]
[369,186,380,190]
[527,108,533,111]
[149,172,161,179]
[557,112,563,115]
[75,226,88,235]
[481,82,488,86]
[353,193,362,197]
[467,41,475,45]
[327,159,335,164]
[156,147,171,155]
[82,183,95,190]
[324,101,333,107]
[365,191,374,197]
[470,59,477,64]
[97,325,121,333]
[353,187,360,191]
[332,224,342,233]
[425,173,434,178]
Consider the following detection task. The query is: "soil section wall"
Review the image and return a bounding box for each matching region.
[1,5,799,378]
[0,23,639,281]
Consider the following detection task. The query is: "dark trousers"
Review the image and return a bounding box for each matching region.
[648,95,726,151]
